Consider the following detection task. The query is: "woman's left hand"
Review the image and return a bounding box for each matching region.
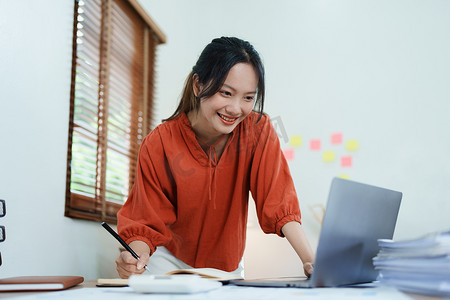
[303,262,314,278]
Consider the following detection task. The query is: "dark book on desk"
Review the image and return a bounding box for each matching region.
[0,276,84,292]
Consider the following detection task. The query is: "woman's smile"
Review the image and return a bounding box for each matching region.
[217,113,238,125]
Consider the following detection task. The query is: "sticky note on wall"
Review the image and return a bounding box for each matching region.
[290,136,302,147]
[323,151,335,162]
[341,155,352,167]
[283,148,295,161]
[331,133,343,145]
[346,140,359,151]
[310,139,321,151]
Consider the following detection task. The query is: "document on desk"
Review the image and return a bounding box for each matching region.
[373,230,450,297]
[5,285,411,300]
[97,267,242,287]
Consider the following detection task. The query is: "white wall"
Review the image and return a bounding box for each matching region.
[0,1,118,279]
[0,0,449,280]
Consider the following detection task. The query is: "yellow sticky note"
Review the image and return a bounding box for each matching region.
[290,135,302,147]
[337,174,350,180]
[323,151,335,162]
[346,140,359,151]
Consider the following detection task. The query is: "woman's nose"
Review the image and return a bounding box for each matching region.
[225,98,240,115]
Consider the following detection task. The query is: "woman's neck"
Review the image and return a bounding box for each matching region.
[187,111,226,146]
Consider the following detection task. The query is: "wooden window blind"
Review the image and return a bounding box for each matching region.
[65,0,166,223]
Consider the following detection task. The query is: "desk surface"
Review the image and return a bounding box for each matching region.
[0,280,444,300]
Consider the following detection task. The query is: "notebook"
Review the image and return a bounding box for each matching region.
[97,267,242,287]
[232,177,402,288]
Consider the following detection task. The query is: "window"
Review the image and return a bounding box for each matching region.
[65,0,166,222]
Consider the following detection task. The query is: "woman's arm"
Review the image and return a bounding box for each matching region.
[281,221,315,277]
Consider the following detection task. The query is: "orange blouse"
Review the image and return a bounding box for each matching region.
[117,111,301,272]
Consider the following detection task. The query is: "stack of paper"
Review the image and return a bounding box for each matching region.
[373,231,450,296]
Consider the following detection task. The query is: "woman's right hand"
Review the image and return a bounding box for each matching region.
[115,240,151,279]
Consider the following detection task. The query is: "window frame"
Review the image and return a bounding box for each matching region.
[65,0,165,223]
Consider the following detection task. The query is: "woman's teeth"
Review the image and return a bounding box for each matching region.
[218,113,236,122]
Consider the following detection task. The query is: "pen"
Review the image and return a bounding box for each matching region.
[101,222,151,273]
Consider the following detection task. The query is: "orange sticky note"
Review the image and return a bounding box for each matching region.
[283,148,295,161]
[310,139,321,151]
[341,155,352,167]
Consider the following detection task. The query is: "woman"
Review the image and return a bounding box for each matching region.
[116,36,315,278]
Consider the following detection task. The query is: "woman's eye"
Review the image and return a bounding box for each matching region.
[220,91,231,96]
[244,96,255,102]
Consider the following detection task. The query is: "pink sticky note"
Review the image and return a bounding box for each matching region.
[341,155,352,167]
[331,133,343,145]
[309,139,321,151]
[283,148,295,161]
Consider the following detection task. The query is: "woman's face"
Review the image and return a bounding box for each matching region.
[191,63,258,141]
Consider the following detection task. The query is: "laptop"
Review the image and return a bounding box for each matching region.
[232,177,402,288]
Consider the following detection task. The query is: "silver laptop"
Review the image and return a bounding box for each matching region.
[232,177,402,288]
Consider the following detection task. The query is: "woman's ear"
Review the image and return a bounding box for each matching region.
[192,74,201,97]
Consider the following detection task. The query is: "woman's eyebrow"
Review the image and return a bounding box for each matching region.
[222,83,256,94]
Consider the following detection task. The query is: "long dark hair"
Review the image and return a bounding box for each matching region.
[163,37,265,122]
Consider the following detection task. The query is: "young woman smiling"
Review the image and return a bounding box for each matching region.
[115,37,315,279]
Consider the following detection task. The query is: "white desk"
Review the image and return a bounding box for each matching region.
[0,280,444,300]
